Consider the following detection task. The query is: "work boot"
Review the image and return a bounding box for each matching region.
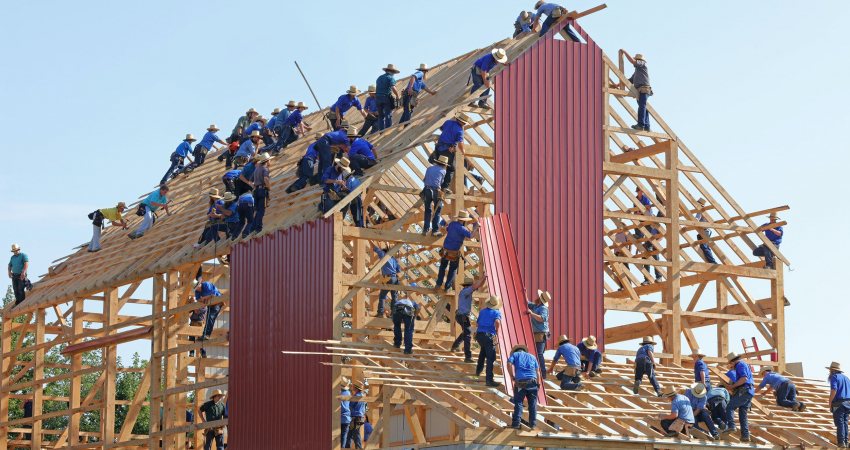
[631,124,643,131]
[740,435,750,442]
[710,433,720,441]
[485,381,503,388]
[632,380,640,394]
[641,279,650,286]
[464,357,475,363]
[589,371,599,378]
[450,344,459,352]
[720,426,736,435]
[432,230,444,237]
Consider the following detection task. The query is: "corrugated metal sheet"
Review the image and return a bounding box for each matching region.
[479,213,547,405]
[494,21,604,349]
[229,218,335,449]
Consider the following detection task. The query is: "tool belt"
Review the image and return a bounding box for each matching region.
[533,332,549,343]
[637,84,653,95]
[135,204,147,217]
[732,385,751,397]
[325,111,339,123]
[440,248,461,261]
[394,303,416,317]
[190,320,203,327]
[514,379,536,390]
[405,90,420,108]
[88,210,105,228]
[349,417,365,428]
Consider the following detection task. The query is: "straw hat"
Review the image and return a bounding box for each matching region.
[116,202,127,209]
[557,335,570,345]
[536,289,551,304]
[184,134,197,142]
[346,85,359,95]
[335,157,352,175]
[454,112,471,126]
[827,361,843,372]
[534,1,545,9]
[635,54,646,62]
[486,295,502,309]
[256,115,267,123]
[434,155,450,166]
[246,108,257,115]
[255,152,272,164]
[249,130,262,139]
[491,48,508,64]
[461,277,474,286]
[222,192,236,202]
[383,63,400,73]
[271,107,281,115]
[207,124,220,132]
[640,336,656,345]
[455,210,474,222]
[726,352,742,362]
[367,85,376,93]
[296,101,309,110]
[583,335,598,350]
[351,380,364,391]
[660,385,677,398]
[346,127,359,137]
[520,10,530,20]
[285,100,297,108]
[692,349,706,358]
[208,188,222,199]
[691,383,707,398]
[769,212,780,220]
[696,198,707,205]
[340,376,351,388]
[511,344,528,354]
[10,244,21,252]
[417,63,430,72]
[209,389,224,399]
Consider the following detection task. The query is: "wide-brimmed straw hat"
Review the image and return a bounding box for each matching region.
[249,130,262,139]
[534,1,545,9]
[209,389,224,399]
[486,295,502,309]
[640,336,656,345]
[520,10,530,20]
[455,210,474,222]
[536,289,551,304]
[296,101,309,110]
[207,124,220,132]
[435,155,450,166]
[660,385,677,398]
[246,108,257,115]
[827,361,843,372]
[335,157,352,175]
[727,352,742,362]
[417,63,430,72]
[511,344,528,354]
[696,198,707,205]
[635,54,646,62]
[340,376,351,388]
[491,48,508,64]
[184,133,196,142]
[351,380,364,391]
[692,349,706,358]
[116,202,127,209]
[691,383,707,398]
[10,244,21,252]
[346,85,359,95]
[285,100,297,108]
[769,212,780,220]
[346,127,359,137]
[208,188,222,199]
[255,152,272,164]
[271,107,281,115]
[583,335,598,350]
[454,112,471,126]
[222,192,236,202]
[383,63,400,73]
[557,335,570,345]
[461,277,474,286]
[367,85,376,93]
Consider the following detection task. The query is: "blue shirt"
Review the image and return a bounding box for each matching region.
[240,161,256,180]
[443,221,473,251]
[532,2,562,21]
[143,191,168,212]
[830,372,850,401]
[304,143,319,160]
[243,122,263,137]
[373,247,400,277]
[685,389,707,410]
[636,343,654,359]
[266,115,278,130]
[762,223,783,245]
[437,119,464,146]
[349,138,375,159]
[194,281,221,300]
[350,392,366,417]
[340,389,351,424]
[321,165,345,192]
[8,253,28,274]
[733,360,755,395]
[553,343,581,367]
[508,351,539,380]
[694,359,710,384]
[223,169,241,180]
[476,308,501,334]
[364,96,378,113]
[516,12,532,32]
[409,71,428,93]
[346,175,361,192]
[457,286,474,315]
[758,372,789,390]
[332,94,363,114]
[278,109,291,123]
[175,141,192,158]
[238,192,254,205]
[376,73,397,96]
[423,165,446,189]
[325,129,349,146]
[527,302,549,333]
[671,394,696,423]
[726,369,738,384]
[222,202,239,223]
[283,109,303,127]
[235,139,256,158]
[473,54,498,73]
[708,387,730,404]
[198,131,222,150]
[577,341,599,360]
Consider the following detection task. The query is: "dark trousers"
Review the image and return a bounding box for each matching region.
[400,92,416,123]
[511,380,539,428]
[340,422,350,448]
[225,221,241,239]
[475,332,497,383]
[376,95,393,130]
[315,138,334,182]
[697,231,717,263]
[262,125,297,154]
[637,92,650,130]
[342,195,364,227]
[203,429,224,450]
[249,187,267,234]
[436,257,460,290]
[451,314,473,358]
[377,275,398,315]
[660,418,690,435]
[392,311,415,353]
[349,154,376,176]
[634,356,661,394]
[534,341,547,379]
[775,381,798,408]
[320,191,340,213]
[581,351,603,372]
[469,68,490,107]
[359,114,378,136]
[694,409,718,436]
[725,390,753,437]
[193,144,210,167]
[422,188,443,233]
[236,203,254,237]
[203,304,222,339]
[12,275,25,305]
[222,177,236,194]
[286,157,316,193]
[199,223,225,245]
[344,420,363,449]
[753,244,777,269]
[708,400,727,426]
[833,400,850,445]
[161,153,184,185]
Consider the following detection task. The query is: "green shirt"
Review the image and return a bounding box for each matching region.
[9,253,28,274]
[201,400,226,422]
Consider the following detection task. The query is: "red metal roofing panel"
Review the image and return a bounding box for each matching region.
[229,218,335,449]
[479,213,547,405]
[495,21,604,349]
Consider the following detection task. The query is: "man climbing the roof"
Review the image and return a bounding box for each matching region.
[285,142,320,194]
[160,134,196,185]
[706,383,730,432]
[129,184,170,240]
[246,153,271,235]
[693,349,711,389]
[469,48,508,109]
[199,389,227,450]
[434,211,478,291]
[392,296,420,354]
[634,187,662,285]
[758,368,806,411]
[87,202,128,252]
[633,335,662,396]
[507,344,540,430]
[578,335,603,378]
[193,124,227,169]
[622,51,653,132]
[347,129,377,176]
[549,335,582,390]
[328,86,367,131]
[421,155,450,236]
[754,212,783,269]
[475,296,503,388]
[400,64,438,124]
[315,128,351,186]
[451,276,486,362]
[195,189,225,248]
[233,130,262,168]
[372,246,400,317]
[8,244,29,305]
[513,10,535,38]
[694,198,718,263]
[228,108,257,143]
[263,101,311,155]
[429,113,470,190]
[721,352,755,442]
[240,115,266,144]
[375,64,401,131]
[531,1,579,39]
[195,278,223,344]
[339,378,352,448]
[526,289,550,379]
[359,86,379,137]
[828,361,850,448]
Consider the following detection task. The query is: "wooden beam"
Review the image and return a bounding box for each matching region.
[62,326,152,355]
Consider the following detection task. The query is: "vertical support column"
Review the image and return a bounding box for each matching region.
[0,316,12,449]
[68,298,84,445]
[716,280,729,358]
[773,265,785,372]
[102,289,118,444]
[663,140,682,365]
[31,308,45,450]
[452,147,467,312]
[332,214,345,450]
[149,274,165,449]
[163,270,182,449]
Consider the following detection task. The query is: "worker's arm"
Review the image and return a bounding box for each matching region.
[238,173,254,187]
[481,70,491,89]
[333,106,342,127]
[391,86,400,99]
[763,385,774,396]
[112,219,128,229]
[526,308,544,323]
[405,78,414,95]
[507,362,514,381]
[620,49,636,65]
[660,410,678,421]
[730,376,747,389]
[830,388,836,406]
[21,262,28,279]
[768,228,783,237]
[699,371,707,385]
[7,263,11,279]
[548,349,561,374]
[472,275,487,290]
[425,86,437,95]
[646,350,655,365]
[494,318,501,334]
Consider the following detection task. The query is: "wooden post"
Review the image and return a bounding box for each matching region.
[149,274,165,449]
[68,298,84,445]
[0,316,11,449]
[31,308,45,449]
[332,214,345,450]
[664,140,682,365]
[102,289,118,444]
[773,264,785,372]
[716,280,729,358]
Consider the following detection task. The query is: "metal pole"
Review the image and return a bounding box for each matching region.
[294,61,334,130]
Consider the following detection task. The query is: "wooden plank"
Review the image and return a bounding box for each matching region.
[62,326,152,355]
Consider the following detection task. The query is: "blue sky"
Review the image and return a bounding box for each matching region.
[1,1,848,376]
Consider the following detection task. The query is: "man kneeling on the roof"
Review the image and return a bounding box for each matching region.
[658,386,695,438]
[507,344,540,430]
[578,335,603,378]
[758,368,807,412]
[320,157,352,213]
[687,383,719,440]
[549,335,582,390]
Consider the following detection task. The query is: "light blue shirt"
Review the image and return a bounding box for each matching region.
[527,302,549,333]
[235,139,256,158]
[636,343,653,359]
[349,138,375,159]
[409,71,427,93]
[198,131,222,150]
[143,191,168,212]
[476,308,501,334]
[758,371,789,390]
[531,2,562,22]
[733,361,755,396]
[671,394,695,423]
[340,389,351,424]
[350,392,366,417]
[372,247,400,277]
[508,351,539,381]
[174,141,192,158]
[831,372,850,401]
[553,343,581,367]
[685,389,707,410]
[423,164,446,188]
[457,286,474,315]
